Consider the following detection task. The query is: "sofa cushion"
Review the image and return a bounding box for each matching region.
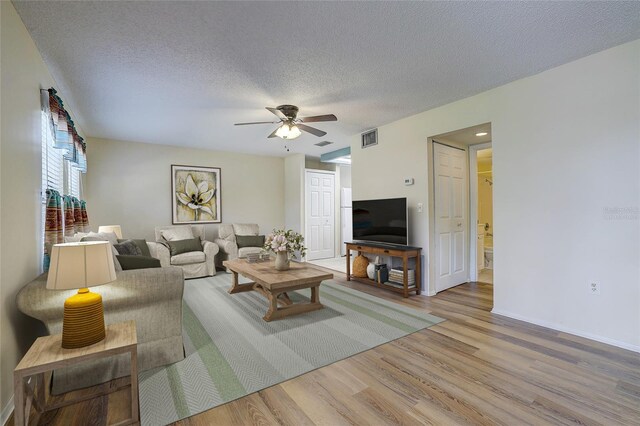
[171,251,206,265]
[116,255,161,270]
[233,223,259,236]
[161,227,194,242]
[118,238,151,257]
[238,247,263,258]
[236,235,265,248]
[114,239,142,256]
[166,237,202,256]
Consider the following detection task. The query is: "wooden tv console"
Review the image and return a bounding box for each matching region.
[345,241,421,298]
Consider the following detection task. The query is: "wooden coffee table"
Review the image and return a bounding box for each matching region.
[223,258,333,321]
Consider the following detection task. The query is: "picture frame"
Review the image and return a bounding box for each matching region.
[171,165,221,224]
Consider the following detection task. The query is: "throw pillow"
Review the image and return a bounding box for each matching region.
[236,235,265,248]
[117,238,151,257]
[161,227,194,242]
[116,255,161,270]
[114,239,142,256]
[166,237,202,256]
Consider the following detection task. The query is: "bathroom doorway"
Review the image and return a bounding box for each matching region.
[428,123,493,295]
[470,144,493,284]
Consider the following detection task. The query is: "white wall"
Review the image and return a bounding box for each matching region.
[284,154,305,234]
[85,138,285,241]
[351,40,640,350]
[0,1,58,416]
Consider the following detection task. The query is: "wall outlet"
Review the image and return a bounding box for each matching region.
[417,203,423,213]
[590,282,601,295]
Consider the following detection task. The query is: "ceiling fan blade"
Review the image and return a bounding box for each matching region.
[266,107,287,120]
[267,127,279,138]
[234,121,278,126]
[298,114,337,123]
[297,123,327,137]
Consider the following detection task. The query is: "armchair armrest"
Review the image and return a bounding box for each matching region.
[202,240,219,258]
[214,238,238,258]
[148,241,171,267]
[16,267,185,335]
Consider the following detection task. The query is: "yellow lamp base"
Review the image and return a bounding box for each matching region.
[62,288,106,349]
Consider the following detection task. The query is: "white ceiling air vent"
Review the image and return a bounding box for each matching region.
[314,141,333,147]
[361,129,378,148]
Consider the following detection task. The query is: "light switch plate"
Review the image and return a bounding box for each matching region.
[404,177,414,185]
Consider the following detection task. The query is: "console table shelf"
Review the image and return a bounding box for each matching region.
[345,242,422,298]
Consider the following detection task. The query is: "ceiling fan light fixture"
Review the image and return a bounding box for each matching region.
[276,123,301,140]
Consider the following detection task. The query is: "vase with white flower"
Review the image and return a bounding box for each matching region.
[264,229,307,271]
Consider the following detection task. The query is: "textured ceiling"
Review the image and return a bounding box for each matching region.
[13,1,640,157]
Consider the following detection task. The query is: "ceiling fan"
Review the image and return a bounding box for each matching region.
[234,105,337,140]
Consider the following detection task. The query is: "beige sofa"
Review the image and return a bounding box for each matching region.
[215,223,263,269]
[155,225,219,278]
[16,265,185,394]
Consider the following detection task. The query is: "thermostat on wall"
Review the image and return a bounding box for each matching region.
[404,177,414,186]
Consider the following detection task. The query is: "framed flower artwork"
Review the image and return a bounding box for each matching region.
[171,165,221,224]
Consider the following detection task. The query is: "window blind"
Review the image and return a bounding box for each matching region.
[41,111,65,195]
[67,162,82,198]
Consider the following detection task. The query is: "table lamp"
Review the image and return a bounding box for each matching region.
[98,225,123,239]
[46,241,117,349]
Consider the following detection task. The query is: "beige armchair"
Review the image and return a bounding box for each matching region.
[155,225,219,278]
[215,223,263,269]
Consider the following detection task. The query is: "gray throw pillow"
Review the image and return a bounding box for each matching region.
[236,235,265,248]
[166,237,202,256]
[114,239,142,256]
[116,255,161,270]
[117,239,151,257]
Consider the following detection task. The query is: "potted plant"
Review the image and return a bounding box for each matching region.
[264,229,307,271]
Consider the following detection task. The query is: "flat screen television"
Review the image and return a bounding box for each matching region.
[352,197,408,246]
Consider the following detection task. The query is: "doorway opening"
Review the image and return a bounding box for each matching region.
[472,144,493,285]
[427,123,493,295]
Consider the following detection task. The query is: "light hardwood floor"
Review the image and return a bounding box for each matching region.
[12,273,640,425]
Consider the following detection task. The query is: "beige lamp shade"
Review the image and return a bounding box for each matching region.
[46,241,117,290]
[98,225,123,239]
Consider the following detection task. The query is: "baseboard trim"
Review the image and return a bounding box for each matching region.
[1,395,14,426]
[491,308,640,353]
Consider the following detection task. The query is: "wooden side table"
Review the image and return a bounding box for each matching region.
[13,320,139,426]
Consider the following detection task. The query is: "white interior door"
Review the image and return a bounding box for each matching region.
[434,142,468,292]
[305,170,335,260]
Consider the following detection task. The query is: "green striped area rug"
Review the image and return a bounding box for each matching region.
[139,273,443,425]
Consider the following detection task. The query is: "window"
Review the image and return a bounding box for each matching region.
[42,111,83,199]
[41,111,65,196]
[67,162,82,199]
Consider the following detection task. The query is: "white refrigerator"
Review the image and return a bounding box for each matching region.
[341,188,353,256]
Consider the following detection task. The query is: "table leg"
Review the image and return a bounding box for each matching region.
[264,291,279,322]
[403,254,409,298]
[311,285,320,303]
[278,292,293,305]
[14,373,25,426]
[415,252,422,295]
[228,271,254,294]
[130,348,140,424]
[346,248,351,280]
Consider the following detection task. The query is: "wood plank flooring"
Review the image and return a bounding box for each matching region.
[11,274,640,425]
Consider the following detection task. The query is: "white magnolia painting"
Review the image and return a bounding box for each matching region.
[172,165,221,224]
